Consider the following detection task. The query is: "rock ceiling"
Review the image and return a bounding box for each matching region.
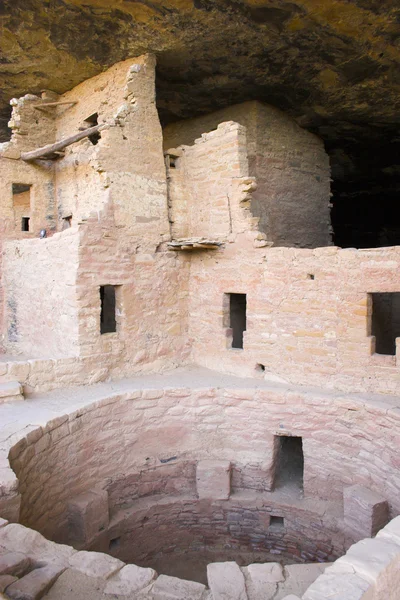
[1,0,400,244]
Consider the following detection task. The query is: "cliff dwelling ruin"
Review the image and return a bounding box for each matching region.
[0,2,400,599]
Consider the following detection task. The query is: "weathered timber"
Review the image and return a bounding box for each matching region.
[33,101,78,109]
[20,124,106,161]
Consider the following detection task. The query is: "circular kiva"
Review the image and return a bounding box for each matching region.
[1,374,400,598]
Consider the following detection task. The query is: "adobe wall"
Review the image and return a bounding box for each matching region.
[164,101,331,248]
[188,242,400,395]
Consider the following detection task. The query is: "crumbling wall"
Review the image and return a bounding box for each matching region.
[54,55,169,240]
[0,55,189,375]
[164,101,331,248]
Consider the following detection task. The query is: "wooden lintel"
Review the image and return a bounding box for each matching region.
[33,101,78,110]
[21,124,106,161]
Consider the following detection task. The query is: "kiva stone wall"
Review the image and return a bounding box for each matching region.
[1,490,400,599]
[1,381,399,547]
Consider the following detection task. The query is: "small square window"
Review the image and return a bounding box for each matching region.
[270,516,284,530]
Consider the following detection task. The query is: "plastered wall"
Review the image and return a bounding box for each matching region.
[2,229,80,358]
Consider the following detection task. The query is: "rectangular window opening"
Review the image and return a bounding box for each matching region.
[21,217,30,232]
[269,516,284,530]
[62,215,72,230]
[100,285,117,334]
[371,292,400,356]
[229,293,247,349]
[83,112,101,145]
[273,435,304,491]
[12,183,32,231]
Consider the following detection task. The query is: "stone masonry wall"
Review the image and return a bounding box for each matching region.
[2,516,400,600]
[107,495,343,568]
[0,55,190,377]
[166,121,257,241]
[3,382,400,547]
[188,242,400,395]
[74,205,189,379]
[164,101,331,248]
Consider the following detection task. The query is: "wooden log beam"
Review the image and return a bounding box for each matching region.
[33,101,78,109]
[20,124,106,161]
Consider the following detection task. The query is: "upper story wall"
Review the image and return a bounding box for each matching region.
[54,55,169,243]
[164,101,331,249]
[166,122,258,241]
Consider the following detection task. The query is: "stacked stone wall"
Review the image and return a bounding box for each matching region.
[0,382,399,546]
[164,101,331,248]
[189,243,400,395]
[166,121,255,241]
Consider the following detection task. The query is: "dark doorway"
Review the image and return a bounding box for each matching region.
[229,293,247,349]
[371,293,400,355]
[84,113,101,145]
[21,217,30,232]
[100,285,117,334]
[274,436,304,491]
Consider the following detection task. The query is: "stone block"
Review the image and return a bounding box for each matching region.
[152,574,205,599]
[104,564,156,595]
[196,460,231,500]
[377,514,400,548]
[207,562,248,600]
[344,485,389,538]
[68,551,124,579]
[0,552,30,577]
[278,564,327,599]
[0,382,23,404]
[336,537,400,584]
[242,562,284,600]
[67,489,109,546]
[5,564,65,600]
[302,572,374,600]
[0,524,75,566]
